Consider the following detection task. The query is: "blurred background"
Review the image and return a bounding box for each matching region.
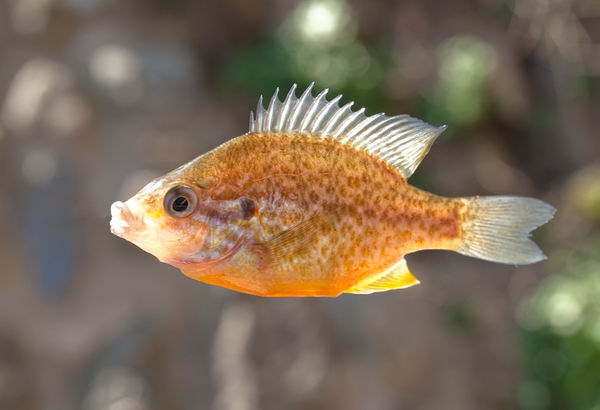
[0,0,598,409]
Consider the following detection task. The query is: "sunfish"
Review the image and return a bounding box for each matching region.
[110,84,555,297]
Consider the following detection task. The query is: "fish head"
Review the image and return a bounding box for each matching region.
[110,176,210,264]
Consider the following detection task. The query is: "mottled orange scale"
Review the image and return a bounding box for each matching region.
[175,132,466,297]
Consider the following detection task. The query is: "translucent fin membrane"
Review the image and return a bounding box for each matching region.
[345,258,419,294]
[458,196,556,265]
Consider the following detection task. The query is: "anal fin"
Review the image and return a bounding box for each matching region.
[345,258,419,294]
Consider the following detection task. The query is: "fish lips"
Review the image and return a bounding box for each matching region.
[110,200,145,238]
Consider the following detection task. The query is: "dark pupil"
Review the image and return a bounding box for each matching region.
[172,196,189,212]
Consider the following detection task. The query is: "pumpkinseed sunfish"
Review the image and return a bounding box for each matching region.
[110,84,555,297]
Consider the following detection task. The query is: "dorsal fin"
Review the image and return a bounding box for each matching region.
[248,83,446,179]
[345,258,419,294]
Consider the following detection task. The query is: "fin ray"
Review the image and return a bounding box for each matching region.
[345,112,383,142]
[310,94,342,133]
[299,88,328,132]
[276,84,297,132]
[287,82,314,131]
[255,95,265,133]
[265,87,280,131]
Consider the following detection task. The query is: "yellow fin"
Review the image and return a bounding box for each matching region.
[345,258,419,294]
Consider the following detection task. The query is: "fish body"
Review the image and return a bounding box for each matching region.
[110,84,555,297]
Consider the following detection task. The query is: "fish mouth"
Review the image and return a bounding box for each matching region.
[110,200,144,237]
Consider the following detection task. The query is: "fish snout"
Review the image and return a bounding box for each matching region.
[110,201,129,236]
[110,200,144,237]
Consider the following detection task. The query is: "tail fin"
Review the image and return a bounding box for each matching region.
[457,196,555,265]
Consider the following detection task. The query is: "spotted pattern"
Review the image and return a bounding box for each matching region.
[168,132,464,296]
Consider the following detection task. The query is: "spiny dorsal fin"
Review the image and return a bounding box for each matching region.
[248,83,446,179]
[345,258,419,294]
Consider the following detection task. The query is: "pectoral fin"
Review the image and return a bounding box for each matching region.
[260,215,322,272]
[345,258,419,294]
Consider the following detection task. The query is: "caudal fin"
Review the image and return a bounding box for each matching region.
[457,196,555,265]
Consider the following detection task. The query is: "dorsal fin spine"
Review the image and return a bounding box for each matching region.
[323,102,354,135]
[265,88,279,132]
[299,88,328,132]
[276,84,297,132]
[310,94,342,134]
[287,83,314,131]
[255,95,265,133]
[249,111,255,133]
[336,107,365,144]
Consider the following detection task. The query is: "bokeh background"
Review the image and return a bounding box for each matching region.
[0,0,599,409]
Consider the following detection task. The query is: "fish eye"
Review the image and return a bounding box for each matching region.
[164,185,197,218]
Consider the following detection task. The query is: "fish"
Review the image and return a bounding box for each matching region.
[110,83,556,297]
